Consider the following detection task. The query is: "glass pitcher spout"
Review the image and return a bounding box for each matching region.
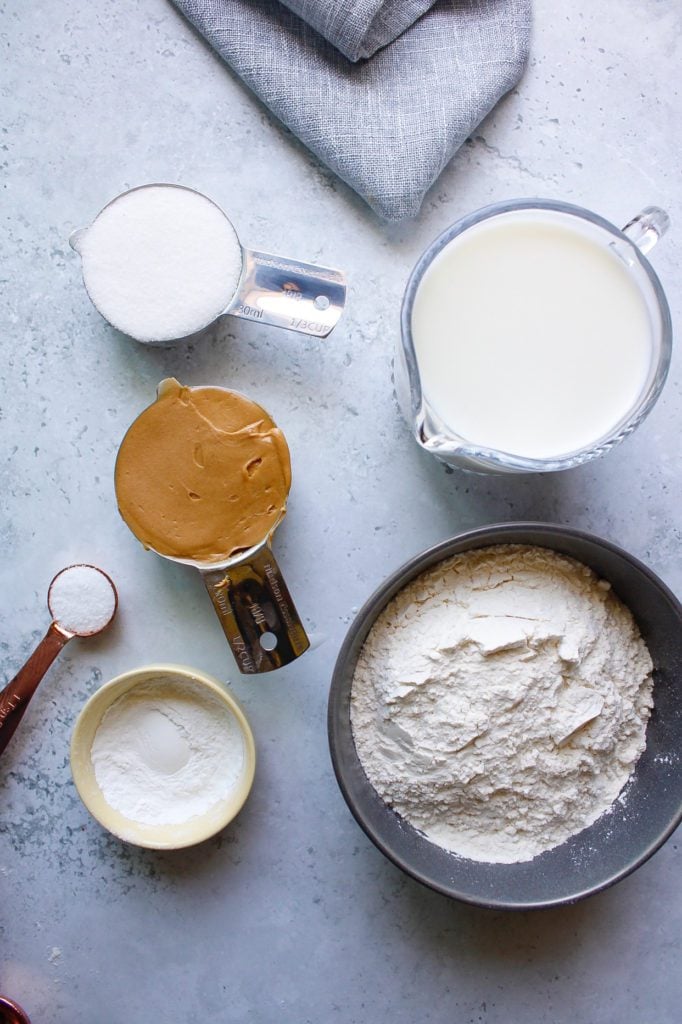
[397,266,470,461]
[414,410,466,457]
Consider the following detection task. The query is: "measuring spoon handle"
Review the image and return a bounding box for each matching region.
[0,622,71,757]
[201,546,310,674]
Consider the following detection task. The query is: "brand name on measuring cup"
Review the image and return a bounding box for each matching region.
[263,562,296,629]
[256,255,340,284]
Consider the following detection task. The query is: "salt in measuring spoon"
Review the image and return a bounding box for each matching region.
[0,565,118,758]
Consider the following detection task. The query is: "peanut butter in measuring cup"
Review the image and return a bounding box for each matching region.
[115,378,309,673]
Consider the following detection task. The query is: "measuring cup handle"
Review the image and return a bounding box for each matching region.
[622,207,670,256]
[0,623,70,757]
[226,249,346,338]
[201,547,310,674]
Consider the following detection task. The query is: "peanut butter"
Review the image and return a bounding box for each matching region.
[115,379,291,563]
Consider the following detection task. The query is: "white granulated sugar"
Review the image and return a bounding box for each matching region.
[79,185,243,342]
[49,565,116,635]
[91,678,245,826]
[351,545,654,864]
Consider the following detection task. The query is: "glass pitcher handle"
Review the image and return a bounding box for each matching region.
[622,207,670,255]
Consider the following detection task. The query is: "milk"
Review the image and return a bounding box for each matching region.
[410,211,654,460]
[77,185,243,343]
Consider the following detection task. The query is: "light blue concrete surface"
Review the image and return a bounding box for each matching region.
[1,1,680,1021]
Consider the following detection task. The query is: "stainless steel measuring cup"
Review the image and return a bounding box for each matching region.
[115,382,309,674]
[183,537,310,675]
[70,183,347,344]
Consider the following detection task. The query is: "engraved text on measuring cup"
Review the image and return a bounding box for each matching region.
[230,633,256,674]
[264,562,295,629]
[256,256,341,284]
[235,304,264,320]
[288,317,326,333]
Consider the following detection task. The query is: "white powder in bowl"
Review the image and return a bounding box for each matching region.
[48,564,117,635]
[77,184,243,343]
[90,678,246,826]
[351,545,654,864]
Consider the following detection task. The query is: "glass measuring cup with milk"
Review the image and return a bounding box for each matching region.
[71,183,346,344]
[398,200,672,473]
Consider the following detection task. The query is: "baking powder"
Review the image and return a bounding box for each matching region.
[351,546,654,864]
[91,677,245,826]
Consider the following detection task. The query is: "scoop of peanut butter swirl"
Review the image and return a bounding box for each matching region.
[115,378,291,563]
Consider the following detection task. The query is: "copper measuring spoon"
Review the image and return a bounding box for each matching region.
[0,564,118,758]
[0,995,31,1024]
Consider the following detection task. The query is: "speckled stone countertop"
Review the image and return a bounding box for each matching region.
[1,1,681,1021]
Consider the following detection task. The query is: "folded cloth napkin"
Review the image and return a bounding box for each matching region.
[171,0,532,220]
[276,0,440,60]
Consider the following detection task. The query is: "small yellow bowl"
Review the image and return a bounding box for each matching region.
[70,663,256,849]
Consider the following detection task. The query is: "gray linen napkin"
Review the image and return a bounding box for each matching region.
[277,0,439,60]
[171,0,531,220]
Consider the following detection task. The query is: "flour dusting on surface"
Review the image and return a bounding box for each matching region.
[350,545,654,864]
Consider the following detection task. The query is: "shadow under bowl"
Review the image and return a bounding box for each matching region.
[328,523,682,909]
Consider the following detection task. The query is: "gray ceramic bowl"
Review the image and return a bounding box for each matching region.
[328,524,682,909]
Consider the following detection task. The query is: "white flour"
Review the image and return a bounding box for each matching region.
[78,184,243,342]
[351,545,654,864]
[49,564,116,635]
[91,678,245,826]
